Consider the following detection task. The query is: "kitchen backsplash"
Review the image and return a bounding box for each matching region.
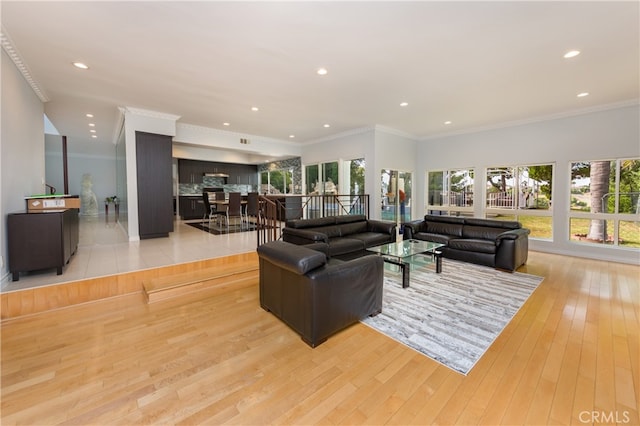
[179,182,257,195]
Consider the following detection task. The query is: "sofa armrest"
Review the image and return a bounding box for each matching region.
[367,219,396,236]
[496,228,530,244]
[403,220,426,239]
[257,241,327,275]
[282,227,329,245]
[495,228,530,271]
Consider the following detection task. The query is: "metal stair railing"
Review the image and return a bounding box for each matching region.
[256,194,370,248]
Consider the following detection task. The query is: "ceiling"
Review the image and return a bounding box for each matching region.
[2,1,638,153]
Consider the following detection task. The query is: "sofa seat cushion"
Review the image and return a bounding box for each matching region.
[328,237,366,256]
[448,238,496,254]
[413,232,452,245]
[349,232,392,248]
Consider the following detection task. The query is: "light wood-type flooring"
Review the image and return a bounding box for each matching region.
[1,251,638,425]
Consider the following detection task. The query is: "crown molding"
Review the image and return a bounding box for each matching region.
[374,125,418,140]
[302,126,377,145]
[420,99,640,141]
[1,26,49,102]
[176,122,295,146]
[121,106,181,122]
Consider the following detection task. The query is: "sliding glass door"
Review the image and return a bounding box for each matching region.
[381,169,412,223]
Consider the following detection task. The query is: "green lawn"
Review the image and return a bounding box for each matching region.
[497,214,640,248]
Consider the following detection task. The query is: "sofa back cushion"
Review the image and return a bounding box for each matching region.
[462,225,507,241]
[339,221,368,236]
[286,216,335,229]
[424,215,465,237]
[465,217,521,230]
[335,214,367,224]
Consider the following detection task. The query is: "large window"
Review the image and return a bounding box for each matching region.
[569,158,640,248]
[381,169,412,222]
[485,164,554,239]
[306,161,339,194]
[348,158,365,195]
[427,169,474,216]
[260,168,292,194]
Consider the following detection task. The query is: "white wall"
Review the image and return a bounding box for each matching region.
[416,104,640,264]
[1,50,45,280]
[174,123,301,161]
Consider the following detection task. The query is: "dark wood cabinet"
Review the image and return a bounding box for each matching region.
[8,209,79,281]
[179,196,206,220]
[136,131,174,239]
[230,164,258,184]
[179,159,208,184]
[179,159,257,185]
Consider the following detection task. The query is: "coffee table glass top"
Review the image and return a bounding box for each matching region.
[367,239,445,259]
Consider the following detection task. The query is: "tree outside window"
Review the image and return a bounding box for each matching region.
[570,158,640,247]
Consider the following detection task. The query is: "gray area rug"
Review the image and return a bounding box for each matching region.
[361,258,543,375]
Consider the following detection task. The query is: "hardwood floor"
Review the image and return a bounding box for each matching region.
[1,251,638,425]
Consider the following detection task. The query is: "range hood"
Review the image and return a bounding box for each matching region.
[203,172,229,178]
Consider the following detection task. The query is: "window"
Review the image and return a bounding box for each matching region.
[260,169,292,194]
[569,158,640,248]
[485,164,553,239]
[382,169,412,222]
[427,169,474,215]
[348,158,365,195]
[306,161,339,194]
[305,165,318,194]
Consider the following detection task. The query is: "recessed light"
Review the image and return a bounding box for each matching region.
[90,129,96,133]
[317,68,328,76]
[289,134,295,138]
[86,113,94,118]
[577,92,589,98]
[88,123,95,127]
[444,121,452,125]
[400,102,409,107]
[251,106,259,112]
[564,50,581,59]
[323,124,330,128]
[72,62,89,69]
[91,135,97,138]
[223,122,230,126]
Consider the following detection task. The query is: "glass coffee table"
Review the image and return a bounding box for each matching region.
[367,239,445,288]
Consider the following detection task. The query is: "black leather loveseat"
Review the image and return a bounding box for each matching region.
[282,214,396,260]
[403,215,530,271]
[257,240,384,347]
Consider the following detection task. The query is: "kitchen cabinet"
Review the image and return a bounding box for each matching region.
[136,131,174,239]
[179,159,206,184]
[8,209,79,281]
[229,164,258,184]
[179,195,206,220]
[179,160,258,185]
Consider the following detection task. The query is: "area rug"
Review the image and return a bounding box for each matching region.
[361,258,543,375]
[187,222,255,235]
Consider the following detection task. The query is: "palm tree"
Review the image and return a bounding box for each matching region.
[586,161,611,241]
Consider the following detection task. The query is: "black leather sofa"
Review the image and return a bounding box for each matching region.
[257,240,384,347]
[403,215,530,271]
[282,214,396,260]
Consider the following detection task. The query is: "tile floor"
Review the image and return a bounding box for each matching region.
[2,215,258,292]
